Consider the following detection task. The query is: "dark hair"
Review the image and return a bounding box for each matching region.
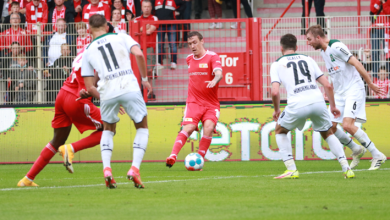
[306,25,326,38]
[11,41,21,46]
[89,14,107,29]
[380,65,387,71]
[11,2,20,7]
[280,34,297,51]
[187,31,203,41]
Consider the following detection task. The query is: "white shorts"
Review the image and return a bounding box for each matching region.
[100,91,147,124]
[278,102,332,132]
[329,89,366,124]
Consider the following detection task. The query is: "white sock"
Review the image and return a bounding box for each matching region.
[334,128,360,152]
[276,134,296,170]
[70,144,75,153]
[132,128,149,169]
[100,130,114,169]
[353,128,381,158]
[325,135,350,172]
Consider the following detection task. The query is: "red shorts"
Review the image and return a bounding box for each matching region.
[182,102,220,131]
[52,89,103,133]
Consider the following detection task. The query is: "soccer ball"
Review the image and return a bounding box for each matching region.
[184,153,204,171]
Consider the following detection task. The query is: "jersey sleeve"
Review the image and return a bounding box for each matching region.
[309,57,324,79]
[211,54,222,73]
[119,33,140,53]
[332,42,353,62]
[81,50,95,77]
[270,62,280,84]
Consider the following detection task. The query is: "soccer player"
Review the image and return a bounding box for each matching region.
[306,25,387,170]
[271,34,355,179]
[81,14,152,189]
[165,31,223,168]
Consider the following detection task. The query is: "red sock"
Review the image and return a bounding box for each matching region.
[26,143,57,180]
[171,130,189,156]
[198,136,212,158]
[72,130,102,153]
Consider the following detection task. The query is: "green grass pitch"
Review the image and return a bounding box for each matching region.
[1,160,389,220]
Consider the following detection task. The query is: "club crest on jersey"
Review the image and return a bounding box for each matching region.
[199,63,208,68]
[330,54,336,62]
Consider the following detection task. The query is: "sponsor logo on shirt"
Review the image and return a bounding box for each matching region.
[328,66,341,75]
[199,63,208,68]
[189,72,207,76]
[184,118,193,122]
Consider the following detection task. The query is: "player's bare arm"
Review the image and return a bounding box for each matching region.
[206,69,223,88]
[317,76,340,118]
[131,45,152,95]
[84,76,101,100]
[348,56,386,96]
[271,82,281,121]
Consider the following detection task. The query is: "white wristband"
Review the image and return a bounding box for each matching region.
[142,77,148,82]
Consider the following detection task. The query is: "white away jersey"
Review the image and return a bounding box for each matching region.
[270,54,324,109]
[320,40,364,95]
[81,33,140,100]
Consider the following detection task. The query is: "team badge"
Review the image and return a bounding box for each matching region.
[199,63,208,68]
[330,54,335,62]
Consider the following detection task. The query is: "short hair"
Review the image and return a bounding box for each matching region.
[280,34,297,51]
[11,41,21,46]
[56,18,66,23]
[75,22,87,30]
[306,25,326,38]
[89,14,107,29]
[61,43,69,48]
[10,12,20,19]
[112,8,121,14]
[11,2,20,7]
[142,0,152,6]
[187,31,203,41]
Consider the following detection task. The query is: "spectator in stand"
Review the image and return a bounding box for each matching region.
[43,43,71,102]
[13,54,37,102]
[101,0,112,6]
[208,0,223,29]
[73,22,90,54]
[194,0,202,19]
[112,0,126,21]
[135,0,158,99]
[153,0,183,70]
[7,0,28,14]
[48,0,75,32]
[43,18,74,66]
[111,8,126,33]
[25,0,49,34]
[125,9,134,21]
[230,0,252,29]
[82,0,111,23]
[373,65,390,98]
[0,13,32,56]
[73,0,89,22]
[301,0,325,35]
[175,0,188,48]
[370,0,390,76]
[1,42,22,103]
[2,2,26,30]
[1,0,6,21]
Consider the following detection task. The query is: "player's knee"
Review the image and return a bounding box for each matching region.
[342,123,353,133]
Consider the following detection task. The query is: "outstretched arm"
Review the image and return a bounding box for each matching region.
[84,76,100,100]
[206,69,223,88]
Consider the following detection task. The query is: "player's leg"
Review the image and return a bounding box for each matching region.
[274,124,299,179]
[198,119,215,158]
[18,126,72,187]
[342,93,386,170]
[274,106,301,179]
[100,98,120,189]
[167,103,202,167]
[58,99,104,173]
[328,101,365,169]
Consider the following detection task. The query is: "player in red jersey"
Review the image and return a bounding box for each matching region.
[17,24,121,187]
[166,31,223,168]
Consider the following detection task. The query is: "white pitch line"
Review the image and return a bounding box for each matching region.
[2,168,389,191]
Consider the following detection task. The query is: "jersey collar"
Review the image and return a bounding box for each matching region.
[193,50,208,60]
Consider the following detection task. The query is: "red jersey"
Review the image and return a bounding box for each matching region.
[61,47,88,99]
[0,27,33,52]
[76,35,91,54]
[373,78,390,99]
[186,50,222,106]
[74,0,82,22]
[134,15,159,49]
